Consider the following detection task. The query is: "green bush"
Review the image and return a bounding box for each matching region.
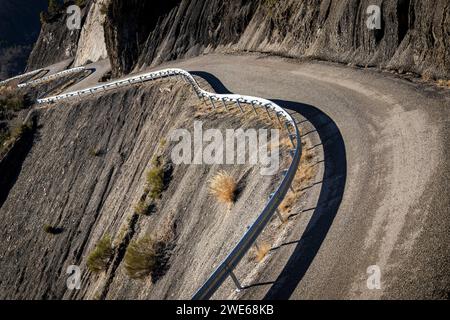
[87,235,114,273]
[146,158,164,200]
[0,88,25,111]
[88,147,102,157]
[134,199,151,215]
[124,236,157,279]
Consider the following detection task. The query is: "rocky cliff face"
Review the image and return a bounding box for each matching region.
[73,0,109,67]
[102,0,449,79]
[26,1,449,78]
[26,1,92,70]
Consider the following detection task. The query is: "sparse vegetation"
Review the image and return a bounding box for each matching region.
[123,235,157,279]
[437,79,450,88]
[422,70,434,82]
[87,235,114,273]
[253,242,271,262]
[146,157,165,200]
[88,147,102,157]
[134,199,151,215]
[43,224,62,235]
[0,86,27,114]
[279,145,317,214]
[0,121,33,156]
[209,170,237,205]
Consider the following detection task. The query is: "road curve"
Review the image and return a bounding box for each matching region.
[152,54,450,299]
[3,53,449,299]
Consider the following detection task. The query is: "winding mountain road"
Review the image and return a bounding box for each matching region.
[153,54,450,299]
[3,53,449,299]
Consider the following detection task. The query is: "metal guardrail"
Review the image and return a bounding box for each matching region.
[20,67,302,300]
[0,68,44,86]
[17,67,86,88]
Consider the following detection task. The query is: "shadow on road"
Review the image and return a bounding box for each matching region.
[264,99,347,299]
[190,70,347,300]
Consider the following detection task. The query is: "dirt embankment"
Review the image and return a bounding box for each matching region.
[0,79,288,299]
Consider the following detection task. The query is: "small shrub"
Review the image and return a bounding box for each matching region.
[88,147,101,157]
[87,235,114,273]
[146,158,164,200]
[43,224,61,235]
[0,87,26,111]
[134,199,151,215]
[124,236,157,279]
[209,170,237,205]
[253,242,271,262]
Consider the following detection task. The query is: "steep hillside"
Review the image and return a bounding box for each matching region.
[0,80,286,299]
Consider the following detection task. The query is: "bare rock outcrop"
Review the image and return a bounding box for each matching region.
[102,0,449,79]
[73,0,109,67]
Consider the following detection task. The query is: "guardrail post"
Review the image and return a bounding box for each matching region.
[265,106,272,120]
[282,170,295,193]
[209,97,216,110]
[275,111,283,126]
[250,101,258,115]
[288,134,296,149]
[236,100,244,114]
[222,99,229,111]
[228,269,243,292]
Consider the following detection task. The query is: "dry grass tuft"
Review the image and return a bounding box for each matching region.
[253,242,271,262]
[209,170,237,205]
[279,146,317,214]
[422,71,434,82]
[279,190,297,214]
[437,79,450,88]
